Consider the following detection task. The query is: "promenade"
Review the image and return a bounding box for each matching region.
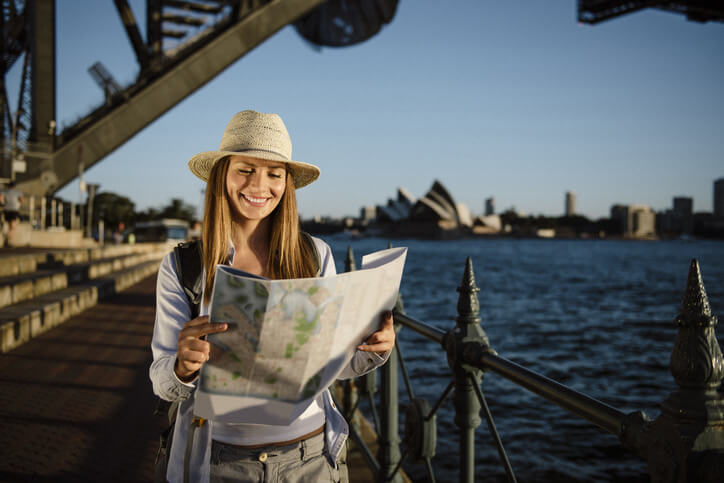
[0,274,160,482]
[0,268,379,483]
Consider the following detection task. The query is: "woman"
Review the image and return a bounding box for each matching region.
[150,110,395,483]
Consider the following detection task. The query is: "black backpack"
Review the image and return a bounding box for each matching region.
[154,240,203,483]
[153,235,320,481]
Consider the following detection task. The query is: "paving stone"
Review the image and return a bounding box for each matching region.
[0,275,160,482]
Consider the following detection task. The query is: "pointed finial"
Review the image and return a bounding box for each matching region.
[345,246,356,272]
[669,259,723,391]
[456,257,480,325]
[675,259,716,328]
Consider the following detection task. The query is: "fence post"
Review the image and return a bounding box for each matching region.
[40,196,46,229]
[28,196,34,228]
[639,260,724,481]
[379,242,403,482]
[50,198,56,227]
[445,257,489,483]
[379,307,402,482]
[343,247,360,431]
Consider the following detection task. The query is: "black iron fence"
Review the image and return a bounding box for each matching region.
[337,247,724,482]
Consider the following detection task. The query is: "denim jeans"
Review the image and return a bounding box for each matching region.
[209,431,348,483]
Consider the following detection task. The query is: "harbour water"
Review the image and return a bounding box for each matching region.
[324,235,724,482]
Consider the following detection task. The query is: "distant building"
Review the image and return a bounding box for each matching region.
[485,197,495,216]
[403,180,472,237]
[658,197,694,235]
[673,196,693,217]
[565,191,576,217]
[375,187,416,223]
[611,204,655,237]
[715,178,724,218]
[473,214,501,234]
[360,205,377,223]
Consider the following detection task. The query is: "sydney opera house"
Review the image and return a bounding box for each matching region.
[364,180,501,238]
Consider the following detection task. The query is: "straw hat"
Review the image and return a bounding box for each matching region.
[188,110,320,188]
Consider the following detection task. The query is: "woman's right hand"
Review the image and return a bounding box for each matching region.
[175,316,228,382]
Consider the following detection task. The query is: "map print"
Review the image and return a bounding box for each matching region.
[202,268,343,402]
[193,247,407,424]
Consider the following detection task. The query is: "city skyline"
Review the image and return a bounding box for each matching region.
[6,1,723,220]
[363,178,721,222]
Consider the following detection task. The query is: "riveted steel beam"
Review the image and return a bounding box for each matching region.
[28,0,55,154]
[113,0,149,69]
[17,0,326,196]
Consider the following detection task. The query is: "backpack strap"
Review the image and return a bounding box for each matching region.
[172,235,317,314]
[172,240,203,318]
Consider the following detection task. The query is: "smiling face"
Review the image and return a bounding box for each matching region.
[226,155,287,224]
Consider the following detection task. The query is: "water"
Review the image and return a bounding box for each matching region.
[323,235,724,482]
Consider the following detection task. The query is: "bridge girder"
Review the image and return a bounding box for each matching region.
[15,0,327,196]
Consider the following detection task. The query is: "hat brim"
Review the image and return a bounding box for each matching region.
[188,150,320,189]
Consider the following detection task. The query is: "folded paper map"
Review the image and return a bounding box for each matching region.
[193,246,407,425]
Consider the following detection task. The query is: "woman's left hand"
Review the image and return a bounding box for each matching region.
[357,311,395,355]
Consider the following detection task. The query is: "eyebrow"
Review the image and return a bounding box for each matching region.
[235,160,286,170]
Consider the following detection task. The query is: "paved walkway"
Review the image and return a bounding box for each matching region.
[0,273,382,483]
[0,275,160,482]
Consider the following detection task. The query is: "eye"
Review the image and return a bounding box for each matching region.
[238,168,253,175]
[269,172,284,179]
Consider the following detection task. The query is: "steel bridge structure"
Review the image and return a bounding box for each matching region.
[0,0,721,199]
[0,0,398,196]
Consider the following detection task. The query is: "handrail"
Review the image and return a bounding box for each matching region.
[393,312,445,344]
[340,249,724,483]
[476,351,626,436]
[394,308,627,436]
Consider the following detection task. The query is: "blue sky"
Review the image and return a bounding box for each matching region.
[11,1,723,220]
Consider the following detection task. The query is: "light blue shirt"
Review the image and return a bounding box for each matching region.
[149,236,388,483]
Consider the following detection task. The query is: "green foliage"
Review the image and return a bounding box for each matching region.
[90,190,198,228]
[93,191,136,228]
[135,198,197,224]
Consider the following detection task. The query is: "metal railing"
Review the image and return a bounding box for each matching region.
[338,247,724,482]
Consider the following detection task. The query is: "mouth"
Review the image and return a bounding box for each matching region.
[241,193,269,207]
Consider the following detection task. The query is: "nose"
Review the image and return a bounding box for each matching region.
[247,170,265,188]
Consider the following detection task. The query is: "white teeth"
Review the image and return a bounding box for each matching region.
[243,194,267,204]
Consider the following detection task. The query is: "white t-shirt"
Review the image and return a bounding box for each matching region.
[1,188,23,211]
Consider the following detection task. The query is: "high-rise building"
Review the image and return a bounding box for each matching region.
[673,197,693,217]
[610,204,656,237]
[715,178,724,218]
[658,196,694,234]
[485,197,495,216]
[565,191,576,217]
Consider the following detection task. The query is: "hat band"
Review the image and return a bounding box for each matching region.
[228,147,290,161]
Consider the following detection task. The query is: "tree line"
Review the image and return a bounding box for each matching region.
[93,191,197,229]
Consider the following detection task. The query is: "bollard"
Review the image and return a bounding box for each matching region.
[640,260,724,482]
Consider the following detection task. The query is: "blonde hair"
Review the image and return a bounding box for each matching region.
[202,158,318,302]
